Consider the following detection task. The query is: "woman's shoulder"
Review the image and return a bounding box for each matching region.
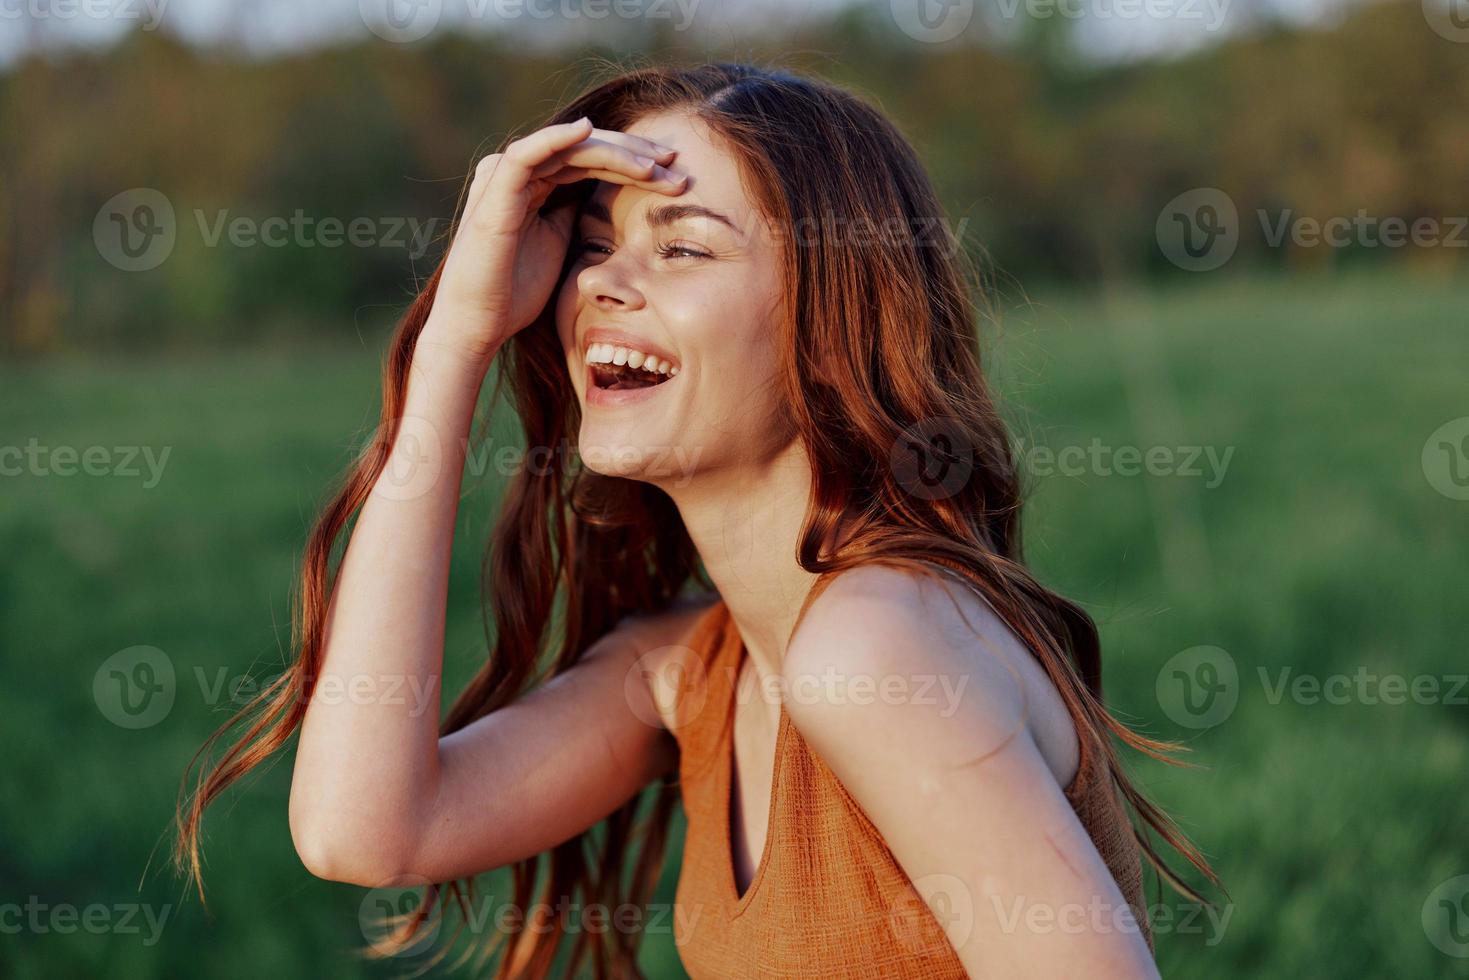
[784,562,1082,796]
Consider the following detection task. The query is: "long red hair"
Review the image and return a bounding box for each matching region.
[174,58,1224,977]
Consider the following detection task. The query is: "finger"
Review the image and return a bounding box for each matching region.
[586,127,678,164]
[528,137,653,179]
[531,139,684,185]
[464,152,504,214]
[540,165,688,194]
[495,116,597,178]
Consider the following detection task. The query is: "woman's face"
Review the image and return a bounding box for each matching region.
[554,110,789,486]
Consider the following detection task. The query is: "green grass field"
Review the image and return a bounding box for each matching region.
[2,269,1466,978]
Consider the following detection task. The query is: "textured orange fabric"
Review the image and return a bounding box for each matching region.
[668,596,1154,978]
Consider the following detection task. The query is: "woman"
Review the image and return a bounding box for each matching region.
[175,62,1222,978]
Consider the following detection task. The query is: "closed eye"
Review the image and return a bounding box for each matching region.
[571,238,711,261]
[657,242,712,260]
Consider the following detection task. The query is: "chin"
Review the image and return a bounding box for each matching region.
[575,425,699,487]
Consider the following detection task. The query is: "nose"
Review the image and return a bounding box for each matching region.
[576,252,647,312]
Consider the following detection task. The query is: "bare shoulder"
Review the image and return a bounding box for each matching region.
[784,564,1079,788]
[787,563,1020,671]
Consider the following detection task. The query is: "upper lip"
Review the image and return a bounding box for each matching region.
[581,326,680,369]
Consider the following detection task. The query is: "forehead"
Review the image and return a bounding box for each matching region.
[585,110,756,232]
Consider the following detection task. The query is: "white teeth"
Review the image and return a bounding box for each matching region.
[585,342,677,376]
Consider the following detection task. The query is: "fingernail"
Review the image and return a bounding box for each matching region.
[635,155,656,168]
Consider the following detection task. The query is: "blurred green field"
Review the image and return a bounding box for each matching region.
[2,269,1466,978]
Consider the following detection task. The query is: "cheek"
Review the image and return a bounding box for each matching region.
[556,273,594,385]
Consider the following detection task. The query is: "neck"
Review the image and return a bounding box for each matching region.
[659,438,828,693]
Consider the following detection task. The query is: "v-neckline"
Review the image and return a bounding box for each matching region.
[720,609,790,917]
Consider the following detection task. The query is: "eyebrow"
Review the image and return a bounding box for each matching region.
[579,198,740,234]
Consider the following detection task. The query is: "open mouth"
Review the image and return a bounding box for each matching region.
[589,360,677,391]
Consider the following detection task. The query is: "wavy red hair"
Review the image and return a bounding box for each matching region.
[174,58,1224,978]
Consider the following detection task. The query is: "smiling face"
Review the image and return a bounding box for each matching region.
[554,110,790,487]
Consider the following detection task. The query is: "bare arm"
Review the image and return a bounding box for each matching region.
[287,117,690,887]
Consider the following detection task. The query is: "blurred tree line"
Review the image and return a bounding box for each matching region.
[1,0,1464,355]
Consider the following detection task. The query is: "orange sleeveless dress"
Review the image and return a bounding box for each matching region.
[668,597,1154,977]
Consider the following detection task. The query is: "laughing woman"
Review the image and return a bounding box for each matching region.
[175,62,1223,978]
